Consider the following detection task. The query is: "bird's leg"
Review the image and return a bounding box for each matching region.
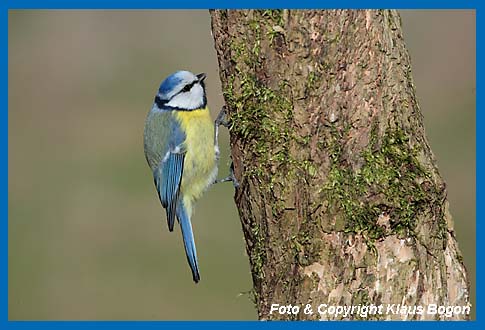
[214,106,240,188]
[216,162,240,188]
[214,106,229,161]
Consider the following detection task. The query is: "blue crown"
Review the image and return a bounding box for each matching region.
[158,71,195,100]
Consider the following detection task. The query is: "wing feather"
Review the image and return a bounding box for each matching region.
[147,111,186,232]
[157,152,184,231]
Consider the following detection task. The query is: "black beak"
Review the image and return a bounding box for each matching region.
[196,73,207,82]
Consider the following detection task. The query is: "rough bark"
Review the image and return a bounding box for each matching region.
[210,10,470,320]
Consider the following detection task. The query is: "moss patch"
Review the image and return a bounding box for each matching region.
[322,125,440,241]
[223,15,295,188]
[250,221,266,281]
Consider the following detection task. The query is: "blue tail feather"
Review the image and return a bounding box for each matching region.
[176,201,200,283]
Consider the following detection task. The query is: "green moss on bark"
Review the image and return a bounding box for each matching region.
[322,125,441,242]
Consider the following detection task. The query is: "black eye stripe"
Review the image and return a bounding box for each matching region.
[181,81,197,93]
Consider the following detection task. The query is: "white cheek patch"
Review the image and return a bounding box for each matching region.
[166,84,204,110]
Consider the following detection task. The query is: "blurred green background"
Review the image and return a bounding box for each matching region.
[8,10,475,320]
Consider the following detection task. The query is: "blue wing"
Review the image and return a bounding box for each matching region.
[156,152,184,232]
[152,113,186,232]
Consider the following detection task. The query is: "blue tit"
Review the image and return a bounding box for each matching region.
[144,70,218,283]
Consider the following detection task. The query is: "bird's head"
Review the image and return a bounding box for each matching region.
[156,70,207,110]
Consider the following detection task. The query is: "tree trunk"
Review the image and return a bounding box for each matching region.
[210,9,470,320]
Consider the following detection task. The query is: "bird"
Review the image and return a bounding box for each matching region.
[143,70,218,283]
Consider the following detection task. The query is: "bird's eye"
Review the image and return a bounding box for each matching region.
[182,84,192,92]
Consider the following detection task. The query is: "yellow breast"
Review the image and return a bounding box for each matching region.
[175,107,217,213]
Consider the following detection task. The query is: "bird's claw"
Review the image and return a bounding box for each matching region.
[214,106,239,189]
[214,106,229,162]
[215,105,230,128]
[216,162,240,188]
